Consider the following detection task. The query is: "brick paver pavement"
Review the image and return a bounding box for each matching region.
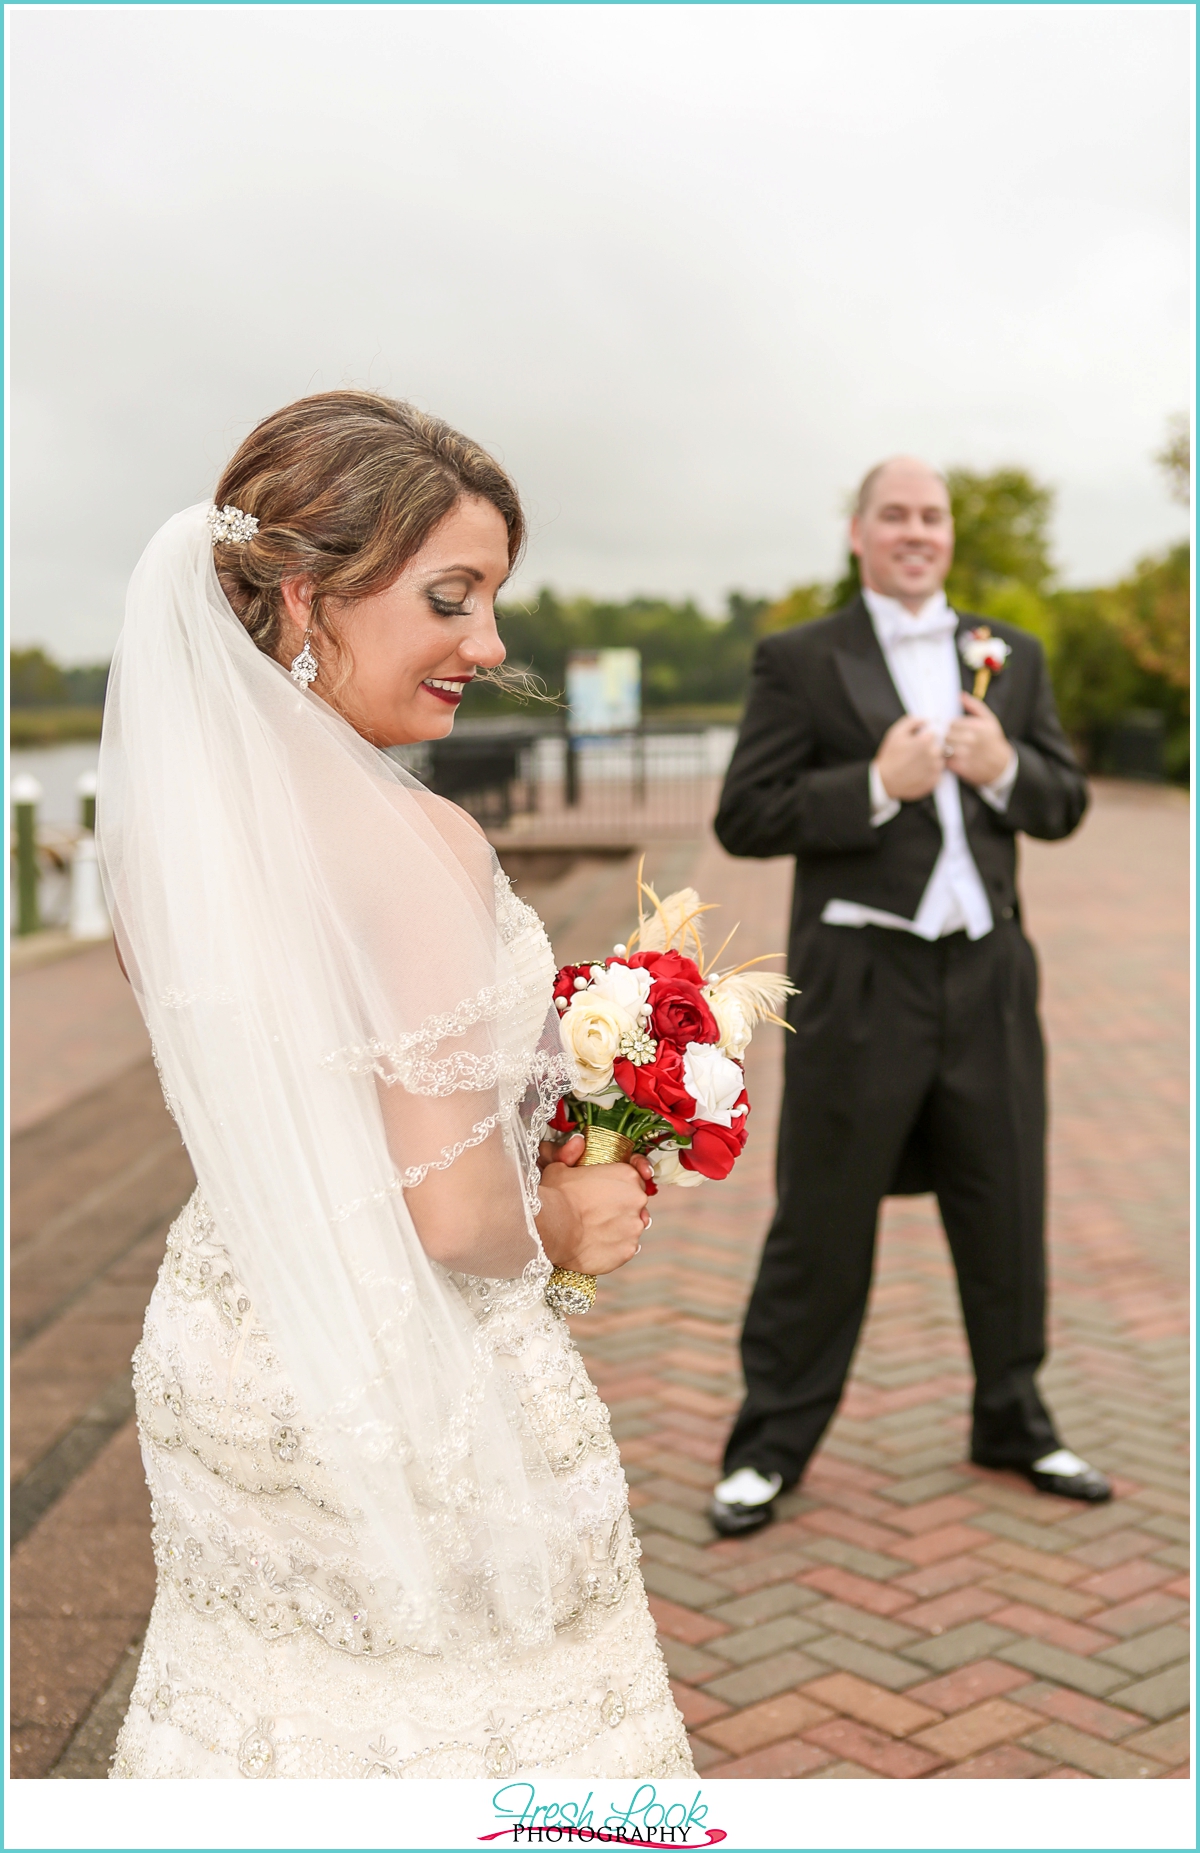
[556,782,1190,1780]
[10,939,150,1134]
[9,781,1189,1779]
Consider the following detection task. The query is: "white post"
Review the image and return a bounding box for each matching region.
[69,836,110,940]
[77,767,98,832]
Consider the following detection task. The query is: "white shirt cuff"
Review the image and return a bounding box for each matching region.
[977,747,1019,812]
[869,758,901,827]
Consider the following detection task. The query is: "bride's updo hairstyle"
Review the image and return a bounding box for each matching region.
[211,390,524,680]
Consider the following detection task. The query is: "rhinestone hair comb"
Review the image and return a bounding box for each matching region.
[207,503,260,545]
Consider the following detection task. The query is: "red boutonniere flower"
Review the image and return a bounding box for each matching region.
[959,626,1012,698]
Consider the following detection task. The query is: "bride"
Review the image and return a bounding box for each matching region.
[98,389,693,1780]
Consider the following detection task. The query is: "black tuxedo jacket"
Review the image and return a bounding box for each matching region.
[714,596,1088,955]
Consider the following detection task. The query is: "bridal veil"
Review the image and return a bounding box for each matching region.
[97,504,578,1663]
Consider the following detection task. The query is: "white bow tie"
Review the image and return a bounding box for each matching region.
[874,603,958,649]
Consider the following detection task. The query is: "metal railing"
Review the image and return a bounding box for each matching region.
[391,720,737,841]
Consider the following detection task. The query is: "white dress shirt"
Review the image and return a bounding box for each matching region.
[820,589,1018,942]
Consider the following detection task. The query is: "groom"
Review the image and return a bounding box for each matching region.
[709,456,1110,1537]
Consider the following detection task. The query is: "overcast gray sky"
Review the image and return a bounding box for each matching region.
[10,3,1192,662]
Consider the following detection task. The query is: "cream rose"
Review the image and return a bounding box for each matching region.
[648,1142,703,1189]
[558,992,634,1096]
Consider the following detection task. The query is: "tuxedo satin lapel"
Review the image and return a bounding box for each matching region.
[833,601,906,747]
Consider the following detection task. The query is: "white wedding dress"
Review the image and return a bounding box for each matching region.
[100,505,693,1781]
[110,878,692,1780]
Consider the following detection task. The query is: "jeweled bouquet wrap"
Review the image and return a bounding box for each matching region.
[545,875,796,1314]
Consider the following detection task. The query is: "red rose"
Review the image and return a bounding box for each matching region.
[628,949,705,988]
[680,1116,748,1181]
[553,963,592,1006]
[647,977,719,1050]
[549,1095,576,1134]
[613,1042,697,1134]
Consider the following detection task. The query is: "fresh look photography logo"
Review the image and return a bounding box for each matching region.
[479,1784,727,1847]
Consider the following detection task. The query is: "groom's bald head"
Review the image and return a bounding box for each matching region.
[855,455,949,518]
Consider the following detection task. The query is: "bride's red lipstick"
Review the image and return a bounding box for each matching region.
[422,676,474,706]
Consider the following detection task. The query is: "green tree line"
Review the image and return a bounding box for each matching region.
[487,426,1189,779]
[10,652,109,744]
[12,424,1190,775]
[479,590,767,719]
[11,653,109,708]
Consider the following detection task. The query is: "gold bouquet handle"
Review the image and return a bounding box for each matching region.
[544,1126,636,1316]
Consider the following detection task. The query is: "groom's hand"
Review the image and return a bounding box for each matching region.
[945,693,1012,786]
[875,715,944,801]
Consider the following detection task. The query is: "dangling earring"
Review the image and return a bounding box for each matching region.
[290,627,318,688]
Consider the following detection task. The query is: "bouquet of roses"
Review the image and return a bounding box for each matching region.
[545,873,795,1314]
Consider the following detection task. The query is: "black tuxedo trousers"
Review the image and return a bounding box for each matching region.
[724,916,1060,1487]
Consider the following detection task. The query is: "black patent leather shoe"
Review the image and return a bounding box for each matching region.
[1025,1460,1112,1502]
[708,1468,783,1537]
[973,1449,1113,1504]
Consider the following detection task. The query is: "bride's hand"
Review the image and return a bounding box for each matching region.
[538,1135,655,1188]
[536,1137,651,1276]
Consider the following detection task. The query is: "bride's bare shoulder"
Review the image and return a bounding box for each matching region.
[404,785,486,839]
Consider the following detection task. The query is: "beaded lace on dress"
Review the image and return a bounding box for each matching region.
[112,1194,692,1778]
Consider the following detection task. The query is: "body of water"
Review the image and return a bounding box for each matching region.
[10,743,102,928]
[12,741,100,830]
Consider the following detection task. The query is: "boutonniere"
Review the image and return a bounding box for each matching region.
[959,626,1011,699]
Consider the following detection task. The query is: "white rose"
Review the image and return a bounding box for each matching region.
[681,1041,745,1127]
[649,1142,682,1182]
[705,986,752,1060]
[960,633,1012,672]
[648,1143,703,1189]
[589,961,654,1018]
[558,993,634,1096]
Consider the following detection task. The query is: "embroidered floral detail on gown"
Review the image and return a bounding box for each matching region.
[111,880,693,1780]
